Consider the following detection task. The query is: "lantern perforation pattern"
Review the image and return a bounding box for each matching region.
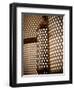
[23,15,63,75]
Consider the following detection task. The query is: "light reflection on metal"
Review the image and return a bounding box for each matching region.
[23,15,63,75]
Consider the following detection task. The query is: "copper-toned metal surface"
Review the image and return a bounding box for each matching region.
[22,15,63,75]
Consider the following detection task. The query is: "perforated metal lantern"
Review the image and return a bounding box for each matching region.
[23,15,63,75]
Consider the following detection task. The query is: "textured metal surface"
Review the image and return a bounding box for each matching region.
[48,16,63,73]
[23,15,42,75]
[23,15,42,39]
[23,43,37,74]
[22,15,63,75]
[37,28,49,74]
